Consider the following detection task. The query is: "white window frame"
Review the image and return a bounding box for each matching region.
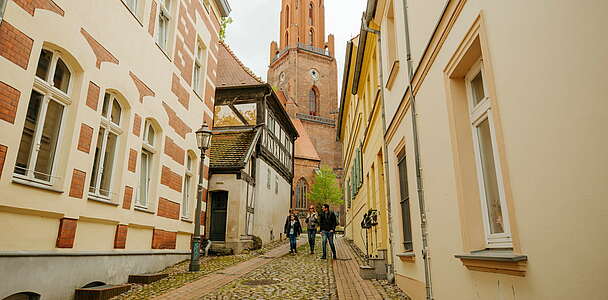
[182,155,194,218]
[0,0,8,22]
[124,0,137,13]
[89,93,123,201]
[137,121,157,208]
[157,0,171,50]
[13,49,72,186]
[465,60,511,248]
[193,39,207,96]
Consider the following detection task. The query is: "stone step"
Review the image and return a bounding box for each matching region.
[74,284,130,300]
[128,273,168,284]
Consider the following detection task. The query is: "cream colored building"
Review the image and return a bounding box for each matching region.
[0,0,229,299]
[359,0,608,299]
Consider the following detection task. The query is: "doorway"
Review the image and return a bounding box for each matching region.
[209,191,228,241]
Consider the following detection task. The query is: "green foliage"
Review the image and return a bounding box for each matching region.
[219,17,233,41]
[308,165,344,206]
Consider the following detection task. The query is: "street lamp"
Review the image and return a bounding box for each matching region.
[189,121,212,272]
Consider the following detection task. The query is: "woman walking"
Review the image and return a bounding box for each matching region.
[284,214,302,254]
[305,205,319,254]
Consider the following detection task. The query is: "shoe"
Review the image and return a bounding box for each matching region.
[333,256,337,260]
[320,256,326,259]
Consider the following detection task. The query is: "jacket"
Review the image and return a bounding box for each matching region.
[284,216,302,236]
[306,212,319,230]
[319,211,338,231]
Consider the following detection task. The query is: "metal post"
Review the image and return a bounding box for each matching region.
[189,150,206,272]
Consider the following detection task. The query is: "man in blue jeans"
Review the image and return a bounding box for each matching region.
[319,204,338,259]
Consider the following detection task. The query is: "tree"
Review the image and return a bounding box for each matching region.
[219,17,233,41]
[308,165,343,207]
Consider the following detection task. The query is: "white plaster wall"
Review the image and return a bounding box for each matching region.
[252,158,291,243]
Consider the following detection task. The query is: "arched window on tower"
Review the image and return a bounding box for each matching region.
[309,87,318,116]
[285,6,290,28]
[308,29,314,45]
[296,178,308,208]
[308,2,314,25]
[285,32,289,47]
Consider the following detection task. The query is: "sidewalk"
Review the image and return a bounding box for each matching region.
[151,242,291,300]
[332,236,383,300]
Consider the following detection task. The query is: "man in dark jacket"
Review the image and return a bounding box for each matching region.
[319,204,338,259]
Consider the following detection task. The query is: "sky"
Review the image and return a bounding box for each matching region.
[224,0,367,92]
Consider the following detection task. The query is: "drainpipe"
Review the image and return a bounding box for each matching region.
[402,0,433,299]
[361,19,396,284]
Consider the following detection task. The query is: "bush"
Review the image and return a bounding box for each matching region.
[251,235,263,250]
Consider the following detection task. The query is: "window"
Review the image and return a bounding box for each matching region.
[183,155,194,218]
[137,121,156,207]
[397,150,413,251]
[296,178,308,208]
[386,0,397,64]
[89,93,123,199]
[124,0,137,13]
[275,175,279,194]
[0,0,7,22]
[157,0,171,50]
[193,39,207,95]
[308,2,314,25]
[14,49,72,184]
[309,88,318,115]
[466,60,511,247]
[308,29,314,45]
[285,5,290,27]
[267,167,271,189]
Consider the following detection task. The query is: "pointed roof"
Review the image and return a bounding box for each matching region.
[291,118,320,161]
[209,128,260,169]
[217,41,264,87]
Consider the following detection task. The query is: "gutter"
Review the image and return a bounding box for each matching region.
[336,41,354,140]
[352,0,378,95]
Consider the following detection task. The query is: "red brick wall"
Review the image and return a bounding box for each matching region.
[77,124,93,153]
[148,1,157,36]
[133,114,142,137]
[164,136,185,165]
[114,224,128,249]
[69,169,86,199]
[80,28,119,69]
[0,144,7,179]
[128,149,137,172]
[0,21,34,70]
[152,229,177,249]
[129,71,155,103]
[161,166,182,192]
[56,218,77,248]
[0,81,20,124]
[171,73,189,109]
[86,81,100,111]
[162,102,192,139]
[12,0,65,16]
[123,186,133,209]
[158,197,180,220]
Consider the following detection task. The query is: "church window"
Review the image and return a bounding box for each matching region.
[308,29,314,45]
[309,88,318,116]
[308,2,314,25]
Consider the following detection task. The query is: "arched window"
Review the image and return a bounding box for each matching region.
[89,92,124,199]
[15,47,74,183]
[309,88,318,115]
[296,178,308,208]
[308,2,314,25]
[183,152,196,218]
[285,5,290,27]
[137,120,158,207]
[308,29,314,45]
[285,32,289,47]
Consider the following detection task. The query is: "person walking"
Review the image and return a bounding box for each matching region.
[305,205,319,254]
[319,204,338,259]
[284,213,302,254]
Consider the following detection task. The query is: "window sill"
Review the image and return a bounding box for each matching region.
[134,205,155,214]
[155,42,172,62]
[11,176,64,193]
[88,194,119,206]
[455,250,528,277]
[385,60,400,90]
[181,217,193,223]
[396,251,415,262]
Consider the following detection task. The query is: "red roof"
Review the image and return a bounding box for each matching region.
[217,41,264,87]
[291,118,320,161]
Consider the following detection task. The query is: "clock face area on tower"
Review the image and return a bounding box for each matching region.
[310,69,319,81]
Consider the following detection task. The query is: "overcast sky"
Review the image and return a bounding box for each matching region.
[224,0,366,91]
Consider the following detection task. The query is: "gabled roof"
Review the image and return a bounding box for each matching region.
[209,129,259,169]
[217,41,264,87]
[291,118,320,161]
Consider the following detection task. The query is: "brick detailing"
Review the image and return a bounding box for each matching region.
[77,124,93,153]
[164,136,185,165]
[114,224,128,249]
[129,71,155,103]
[158,197,180,220]
[162,102,192,139]
[151,229,177,249]
[148,0,157,36]
[133,113,142,137]
[173,39,194,86]
[161,166,182,192]
[69,169,86,199]
[12,0,65,16]
[56,218,77,248]
[86,81,100,111]
[204,112,213,131]
[204,80,215,110]
[123,186,133,209]
[0,144,6,178]
[0,21,34,70]
[80,28,119,69]
[128,149,137,172]
[171,73,189,109]
[0,81,20,124]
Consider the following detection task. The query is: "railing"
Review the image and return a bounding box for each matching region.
[271,43,331,64]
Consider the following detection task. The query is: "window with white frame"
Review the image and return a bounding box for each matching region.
[89,93,123,199]
[123,0,137,13]
[14,48,72,184]
[193,39,207,95]
[0,0,8,22]
[183,155,194,218]
[466,60,511,247]
[157,0,171,50]
[137,121,156,207]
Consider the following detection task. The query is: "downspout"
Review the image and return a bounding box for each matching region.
[361,19,396,284]
[402,0,433,299]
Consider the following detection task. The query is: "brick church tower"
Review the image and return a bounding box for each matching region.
[267,0,343,219]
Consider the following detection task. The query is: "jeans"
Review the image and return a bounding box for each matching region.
[288,233,297,252]
[321,230,336,258]
[307,229,317,253]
